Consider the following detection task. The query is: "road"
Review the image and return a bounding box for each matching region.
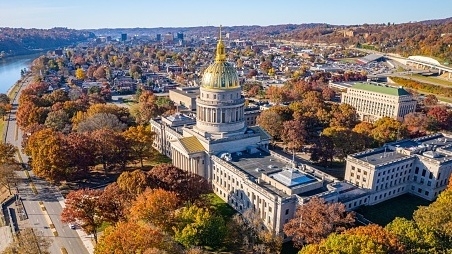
[3,75,90,254]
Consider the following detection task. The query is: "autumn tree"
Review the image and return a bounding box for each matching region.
[75,68,86,80]
[173,205,227,248]
[403,112,429,137]
[3,227,52,254]
[44,109,70,131]
[322,127,368,161]
[256,106,293,140]
[61,189,103,243]
[329,103,359,128]
[413,189,452,247]
[299,233,385,254]
[344,224,405,253]
[122,125,155,167]
[281,118,307,152]
[76,113,127,132]
[0,164,20,195]
[26,128,71,182]
[129,188,179,232]
[228,209,282,253]
[310,135,335,165]
[95,221,178,254]
[386,217,439,253]
[371,117,407,145]
[116,170,148,197]
[133,90,158,125]
[0,143,18,165]
[148,164,210,203]
[283,197,355,247]
[427,106,452,131]
[91,128,131,173]
[98,183,129,224]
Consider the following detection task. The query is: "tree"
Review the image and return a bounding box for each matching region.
[3,227,52,254]
[98,183,129,224]
[76,113,127,132]
[116,170,148,197]
[371,117,406,145]
[44,109,70,131]
[329,103,358,128]
[344,224,405,254]
[281,118,307,152]
[26,128,71,182]
[228,209,282,253]
[310,135,335,165]
[423,94,438,107]
[148,164,210,203]
[403,112,429,137]
[91,128,131,173]
[0,143,18,165]
[75,68,86,80]
[173,205,227,248]
[129,188,179,232]
[385,217,439,253]
[134,91,158,125]
[427,106,451,131]
[299,233,385,254]
[256,106,293,140]
[0,164,20,195]
[413,189,452,242]
[322,127,367,161]
[61,189,103,243]
[283,197,355,247]
[95,221,173,254]
[122,125,155,168]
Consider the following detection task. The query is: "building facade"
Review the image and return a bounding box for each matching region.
[344,133,452,205]
[341,82,417,122]
[150,31,373,237]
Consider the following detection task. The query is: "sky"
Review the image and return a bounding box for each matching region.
[1,0,451,29]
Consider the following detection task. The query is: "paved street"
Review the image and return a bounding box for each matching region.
[2,75,91,254]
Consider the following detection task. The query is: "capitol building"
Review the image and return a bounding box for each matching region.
[150,30,375,237]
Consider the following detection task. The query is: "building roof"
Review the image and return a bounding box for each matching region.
[179,136,205,154]
[248,126,272,141]
[351,83,410,96]
[358,54,385,64]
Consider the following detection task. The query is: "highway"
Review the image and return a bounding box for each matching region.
[4,74,90,254]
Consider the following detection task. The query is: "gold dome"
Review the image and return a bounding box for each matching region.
[201,26,240,89]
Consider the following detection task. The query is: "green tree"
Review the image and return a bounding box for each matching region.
[299,233,385,254]
[173,205,227,248]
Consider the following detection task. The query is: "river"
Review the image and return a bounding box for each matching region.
[0,53,43,94]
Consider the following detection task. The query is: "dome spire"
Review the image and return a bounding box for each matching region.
[215,25,226,62]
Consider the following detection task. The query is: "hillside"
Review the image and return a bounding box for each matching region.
[0,27,95,58]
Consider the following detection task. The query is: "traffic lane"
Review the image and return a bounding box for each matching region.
[45,201,89,254]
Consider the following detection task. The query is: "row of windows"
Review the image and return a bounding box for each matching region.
[374,187,405,201]
[201,92,240,100]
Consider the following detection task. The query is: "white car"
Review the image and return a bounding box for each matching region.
[69,223,76,229]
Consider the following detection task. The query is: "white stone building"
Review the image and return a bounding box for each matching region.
[151,32,369,237]
[345,133,452,205]
[341,82,417,122]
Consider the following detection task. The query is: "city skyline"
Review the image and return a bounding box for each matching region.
[1,0,451,30]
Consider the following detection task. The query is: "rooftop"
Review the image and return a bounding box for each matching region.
[179,136,205,154]
[351,82,410,96]
[354,148,409,166]
[229,150,289,179]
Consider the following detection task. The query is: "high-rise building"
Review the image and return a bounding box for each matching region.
[164,33,174,44]
[177,32,184,41]
[341,82,417,122]
[121,33,127,41]
[156,33,161,41]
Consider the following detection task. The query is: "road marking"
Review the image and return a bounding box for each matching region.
[68,240,72,245]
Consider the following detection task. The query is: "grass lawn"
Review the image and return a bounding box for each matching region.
[204,193,236,219]
[355,194,431,226]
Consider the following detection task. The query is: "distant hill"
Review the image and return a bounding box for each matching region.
[85,23,327,39]
[0,27,95,58]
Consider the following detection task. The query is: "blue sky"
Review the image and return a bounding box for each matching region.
[1,0,451,29]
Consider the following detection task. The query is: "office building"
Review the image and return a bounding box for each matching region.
[341,82,417,122]
[345,133,452,205]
